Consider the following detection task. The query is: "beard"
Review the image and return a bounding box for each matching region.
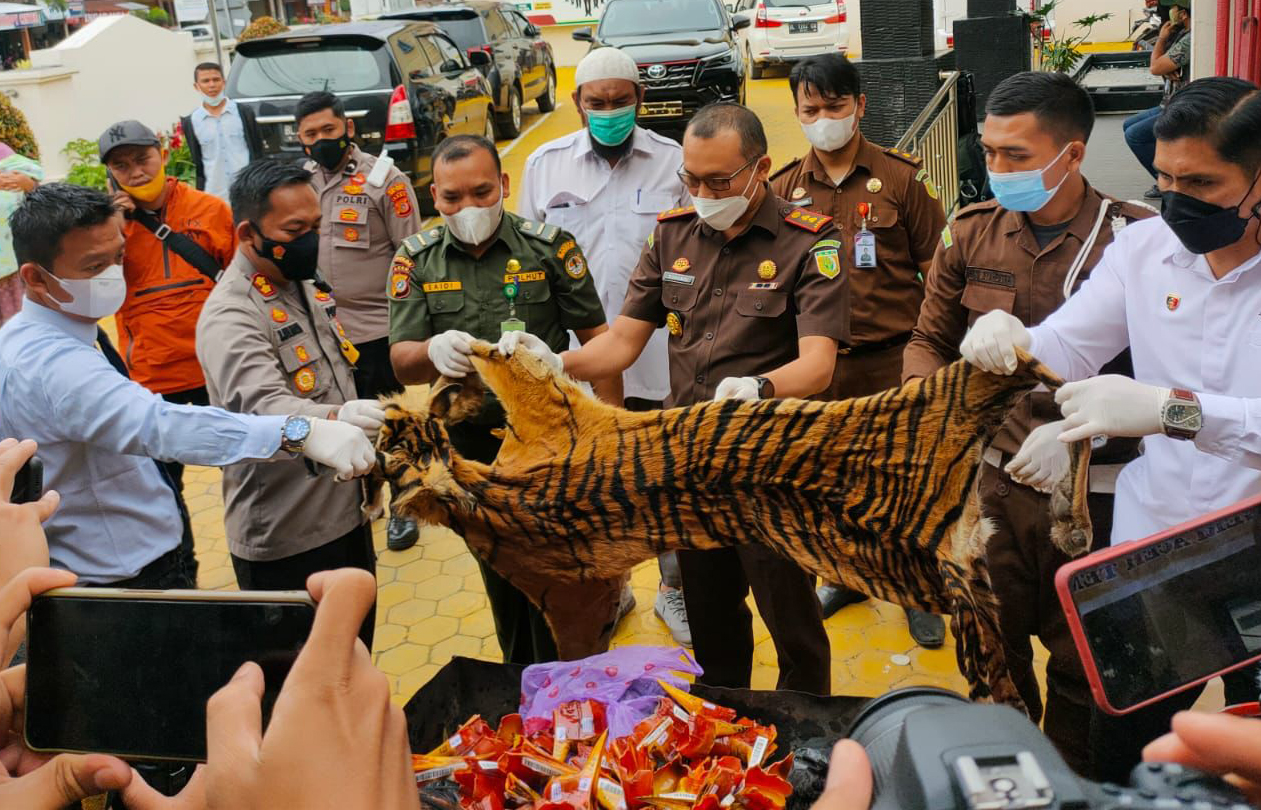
[589,127,635,163]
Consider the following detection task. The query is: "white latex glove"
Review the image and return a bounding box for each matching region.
[1055,375,1168,443]
[714,376,761,401]
[301,418,377,481]
[1006,420,1072,494]
[960,310,1032,375]
[337,399,386,440]
[428,330,477,378]
[496,330,563,373]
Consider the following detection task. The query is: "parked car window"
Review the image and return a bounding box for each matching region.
[599,0,724,36]
[509,11,535,36]
[415,36,445,71]
[432,34,465,68]
[482,8,510,41]
[409,10,485,52]
[234,44,390,95]
[395,32,434,79]
[502,9,524,36]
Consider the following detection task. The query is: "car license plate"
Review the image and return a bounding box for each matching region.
[281,124,298,145]
[789,21,817,33]
[640,101,684,119]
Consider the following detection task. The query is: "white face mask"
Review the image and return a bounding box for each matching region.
[800,113,857,152]
[691,164,759,231]
[202,92,226,107]
[45,264,126,319]
[445,189,505,246]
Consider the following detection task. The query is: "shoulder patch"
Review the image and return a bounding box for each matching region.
[883,147,923,167]
[657,206,697,222]
[784,207,832,233]
[941,225,954,249]
[769,156,803,181]
[518,219,560,243]
[402,229,443,255]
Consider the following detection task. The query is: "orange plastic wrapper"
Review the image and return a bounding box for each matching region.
[415,678,792,810]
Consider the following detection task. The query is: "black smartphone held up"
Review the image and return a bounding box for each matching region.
[1056,494,1261,714]
[25,588,317,762]
[9,455,42,504]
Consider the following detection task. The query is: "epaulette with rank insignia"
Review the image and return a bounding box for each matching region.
[657,206,696,222]
[403,226,445,256]
[883,147,923,168]
[250,273,278,300]
[784,207,832,233]
[518,218,560,243]
[769,156,802,181]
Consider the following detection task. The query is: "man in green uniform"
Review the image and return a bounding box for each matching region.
[388,134,622,665]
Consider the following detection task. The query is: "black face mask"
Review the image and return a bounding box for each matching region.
[253,226,320,282]
[1161,173,1261,255]
[305,134,350,171]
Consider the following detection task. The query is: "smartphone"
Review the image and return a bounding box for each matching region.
[25,588,317,762]
[9,455,42,503]
[1056,494,1261,715]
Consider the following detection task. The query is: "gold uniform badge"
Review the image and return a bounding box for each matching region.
[666,312,683,336]
[758,260,777,280]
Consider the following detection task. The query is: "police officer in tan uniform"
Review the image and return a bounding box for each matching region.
[504,103,848,694]
[903,72,1154,771]
[295,90,424,550]
[196,158,386,646]
[769,53,949,645]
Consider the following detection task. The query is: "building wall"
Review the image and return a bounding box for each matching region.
[0,14,218,178]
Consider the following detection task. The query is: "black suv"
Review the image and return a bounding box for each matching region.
[574,0,749,136]
[383,0,556,138]
[228,21,495,212]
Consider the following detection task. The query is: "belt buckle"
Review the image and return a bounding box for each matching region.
[154,223,172,240]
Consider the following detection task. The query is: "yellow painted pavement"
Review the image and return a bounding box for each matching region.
[181,67,1047,707]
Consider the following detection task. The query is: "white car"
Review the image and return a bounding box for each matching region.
[730,0,849,79]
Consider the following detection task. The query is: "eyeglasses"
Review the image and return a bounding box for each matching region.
[677,155,760,193]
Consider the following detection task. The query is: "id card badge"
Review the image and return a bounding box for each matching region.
[855,228,877,268]
[500,318,526,334]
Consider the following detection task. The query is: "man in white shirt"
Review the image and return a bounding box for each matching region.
[180,62,263,202]
[962,76,1261,779]
[518,47,693,646]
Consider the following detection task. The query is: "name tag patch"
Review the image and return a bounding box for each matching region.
[663,271,695,285]
[505,271,547,284]
[965,268,1015,287]
[422,281,463,293]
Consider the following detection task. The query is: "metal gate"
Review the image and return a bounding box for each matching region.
[895,70,962,218]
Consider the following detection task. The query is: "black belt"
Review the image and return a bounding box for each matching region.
[837,331,912,357]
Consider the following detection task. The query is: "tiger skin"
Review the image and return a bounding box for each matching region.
[373,343,1092,712]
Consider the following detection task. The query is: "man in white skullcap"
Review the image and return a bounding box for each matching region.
[518,48,693,646]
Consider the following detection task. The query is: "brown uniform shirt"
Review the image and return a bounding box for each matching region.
[770,136,946,346]
[903,182,1156,454]
[621,189,851,407]
[196,252,365,562]
[309,145,422,345]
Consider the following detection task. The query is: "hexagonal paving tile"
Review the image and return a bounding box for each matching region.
[848,649,901,683]
[406,614,459,645]
[430,634,484,665]
[864,621,916,655]
[437,591,484,619]
[394,663,441,704]
[389,599,440,627]
[376,643,432,676]
[415,573,462,601]
[377,582,415,612]
[373,622,407,653]
[441,554,479,577]
[422,536,467,562]
[480,636,503,660]
[909,645,964,679]
[397,557,443,584]
[459,611,496,639]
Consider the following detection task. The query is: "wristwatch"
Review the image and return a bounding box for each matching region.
[281,415,313,454]
[1160,388,1202,440]
[753,376,775,399]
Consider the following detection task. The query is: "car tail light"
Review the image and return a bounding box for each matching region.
[754,4,781,27]
[466,45,492,58]
[384,84,416,142]
[822,1,846,24]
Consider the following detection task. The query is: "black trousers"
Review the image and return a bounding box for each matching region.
[448,421,559,665]
[231,522,377,648]
[352,336,403,400]
[678,545,830,694]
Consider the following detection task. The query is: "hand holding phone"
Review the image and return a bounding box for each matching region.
[0,439,59,624]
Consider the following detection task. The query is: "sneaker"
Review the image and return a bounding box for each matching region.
[653,586,692,647]
[1144,183,1161,200]
[615,582,636,625]
[386,515,419,551]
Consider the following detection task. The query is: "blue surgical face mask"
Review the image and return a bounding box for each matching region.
[585,103,637,147]
[988,143,1073,213]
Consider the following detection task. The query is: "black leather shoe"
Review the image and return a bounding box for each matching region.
[1144,183,1161,200]
[386,515,419,551]
[905,608,945,648]
[816,584,867,619]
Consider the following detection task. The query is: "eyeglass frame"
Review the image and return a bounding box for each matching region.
[676,154,762,193]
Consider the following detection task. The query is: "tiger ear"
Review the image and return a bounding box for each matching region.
[428,374,487,424]
[429,378,463,420]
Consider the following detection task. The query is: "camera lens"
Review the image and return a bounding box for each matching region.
[845,687,968,798]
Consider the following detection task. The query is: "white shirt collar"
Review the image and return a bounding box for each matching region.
[21,298,98,344]
[193,99,236,122]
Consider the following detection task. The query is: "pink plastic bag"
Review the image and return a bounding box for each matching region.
[519,645,703,738]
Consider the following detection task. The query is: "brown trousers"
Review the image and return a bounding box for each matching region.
[980,461,1116,775]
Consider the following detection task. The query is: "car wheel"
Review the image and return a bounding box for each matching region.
[495,85,523,139]
[484,109,496,143]
[537,65,557,112]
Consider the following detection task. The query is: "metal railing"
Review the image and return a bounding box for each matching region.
[895,70,962,218]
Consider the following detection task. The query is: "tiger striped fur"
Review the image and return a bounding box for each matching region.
[374,344,1092,712]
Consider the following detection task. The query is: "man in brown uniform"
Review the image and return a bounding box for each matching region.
[502,103,846,694]
[196,158,385,646]
[296,90,424,550]
[903,72,1153,770]
[769,53,948,646]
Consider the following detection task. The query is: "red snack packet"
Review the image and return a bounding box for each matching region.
[430,716,498,757]
[537,730,609,810]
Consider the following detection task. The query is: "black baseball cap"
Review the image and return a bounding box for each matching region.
[98,120,160,162]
